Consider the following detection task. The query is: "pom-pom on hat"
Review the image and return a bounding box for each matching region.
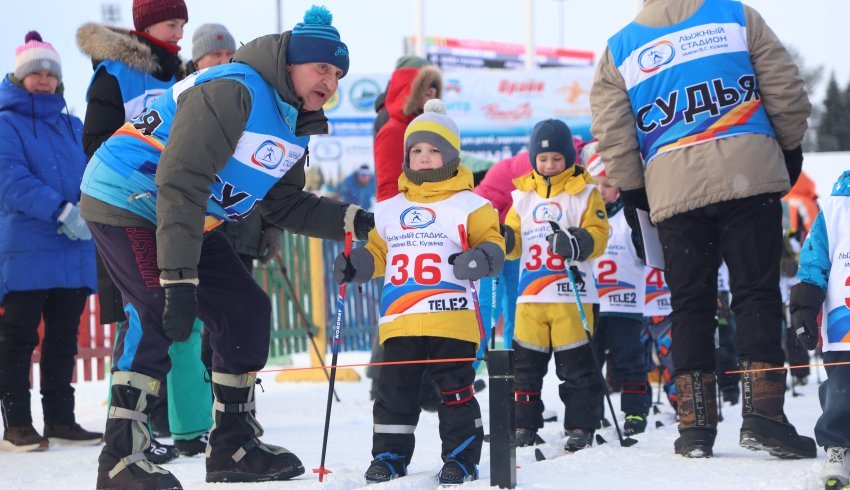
[133,0,188,32]
[14,31,62,83]
[192,23,236,62]
[581,141,606,178]
[529,119,576,173]
[286,5,350,77]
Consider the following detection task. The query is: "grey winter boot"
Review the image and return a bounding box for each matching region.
[205,372,304,483]
[739,359,816,459]
[96,371,182,490]
[674,371,718,458]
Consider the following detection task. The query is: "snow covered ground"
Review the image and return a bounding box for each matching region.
[0,351,829,489]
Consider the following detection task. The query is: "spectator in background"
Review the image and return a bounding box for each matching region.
[336,164,376,211]
[0,31,100,452]
[186,23,236,74]
[374,58,441,201]
[77,0,201,463]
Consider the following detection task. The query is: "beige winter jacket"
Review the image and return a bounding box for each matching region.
[590,0,811,223]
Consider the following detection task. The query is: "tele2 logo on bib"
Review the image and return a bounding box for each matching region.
[251,140,287,170]
[400,207,436,230]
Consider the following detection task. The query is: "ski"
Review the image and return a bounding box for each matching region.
[655,421,664,429]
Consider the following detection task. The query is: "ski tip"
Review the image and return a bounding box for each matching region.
[534,448,546,461]
[601,417,612,428]
[622,437,639,447]
[655,420,664,429]
[595,434,607,446]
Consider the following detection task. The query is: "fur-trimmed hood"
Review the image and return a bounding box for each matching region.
[385,66,442,124]
[76,23,179,76]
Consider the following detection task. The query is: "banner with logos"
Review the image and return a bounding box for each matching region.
[310,67,595,188]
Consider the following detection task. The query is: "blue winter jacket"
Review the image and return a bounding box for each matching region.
[0,75,97,302]
[797,170,850,291]
[335,172,376,211]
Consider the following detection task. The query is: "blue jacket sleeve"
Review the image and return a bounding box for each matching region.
[796,211,830,291]
[0,120,65,223]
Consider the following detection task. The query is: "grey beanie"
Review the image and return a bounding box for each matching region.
[192,23,236,63]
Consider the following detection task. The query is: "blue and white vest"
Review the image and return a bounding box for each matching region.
[607,0,775,164]
[81,63,308,227]
[90,59,175,122]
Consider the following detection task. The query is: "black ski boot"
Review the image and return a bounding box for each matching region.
[739,360,816,459]
[437,458,478,485]
[96,371,182,490]
[674,371,717,458]
[205,372,304,483]
[174,431,208,457]
[145,438,179,464]
[624,414,647,436]
[364,452,408,483]
[514,428,544,447]
[565,429,594,452]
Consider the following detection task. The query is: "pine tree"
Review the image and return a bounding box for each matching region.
[817,74,850,151]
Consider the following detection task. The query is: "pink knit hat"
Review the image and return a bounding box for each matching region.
[14,31,62,83]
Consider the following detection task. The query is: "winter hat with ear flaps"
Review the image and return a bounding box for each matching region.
[14,31,62,83]
[286,5,349,77]
[529,119,576,173]
[403,99,461,185]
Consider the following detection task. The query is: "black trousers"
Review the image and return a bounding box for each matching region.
[658,193,785,374]
[372,336,483,465]
[0,288,89,427]
[514,342,602,431]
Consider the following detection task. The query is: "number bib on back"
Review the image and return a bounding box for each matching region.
[376,191,489,325]
[512,186,598,304]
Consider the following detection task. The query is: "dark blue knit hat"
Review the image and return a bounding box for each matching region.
[529,119,576,173]
[286,5,349,77]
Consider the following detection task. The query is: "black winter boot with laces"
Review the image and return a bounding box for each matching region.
[565,429,594,452]
[205,372,304,483]
[364,452,408,483]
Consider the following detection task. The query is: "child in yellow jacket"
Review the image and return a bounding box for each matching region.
[333,100,504,486]
[504,119,609,451]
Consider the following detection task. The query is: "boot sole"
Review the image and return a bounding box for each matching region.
[0,440,49,452]
[206,465,305,483]
[740,431,816,459]
[47,437,103,447]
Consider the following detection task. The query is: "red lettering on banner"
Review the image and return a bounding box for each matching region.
[482,103,533,121]
[498,80,545,96]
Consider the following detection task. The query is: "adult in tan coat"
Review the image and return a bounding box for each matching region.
[590,0,815,459]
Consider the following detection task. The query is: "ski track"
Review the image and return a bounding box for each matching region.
[0,352,828,489]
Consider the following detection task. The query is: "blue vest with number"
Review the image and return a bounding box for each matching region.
[89,59,175,122]
[608,0,775,165]
[81,63,309,226]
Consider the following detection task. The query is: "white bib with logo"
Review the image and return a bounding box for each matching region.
[594,211,645,313]
[512,185,599,304]
[821,198,850,352]
[644,266,672,317]
[376,191,489,325]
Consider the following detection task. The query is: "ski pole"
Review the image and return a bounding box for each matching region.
[490,275,499,351]
[275,253,340,402]
[457,224,487,348]
[313,232,352,482]
[548,221,637,447]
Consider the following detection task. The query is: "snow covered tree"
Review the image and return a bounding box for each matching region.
[817,74,850,151]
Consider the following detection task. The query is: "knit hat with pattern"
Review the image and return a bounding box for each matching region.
[403,99,461,185]
[14,31,62,83]
[286,5,349,77]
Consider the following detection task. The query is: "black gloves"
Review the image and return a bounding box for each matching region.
[789,281,825,350]
[546,227,594,262]
[162,283,197,342]
[257,227,282,264]
[332,247,375,284]
[783,146,803,188]
[620,187,650,262]
[354,209,375,241]
[449,242,505,281]
[500,223,515,255]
